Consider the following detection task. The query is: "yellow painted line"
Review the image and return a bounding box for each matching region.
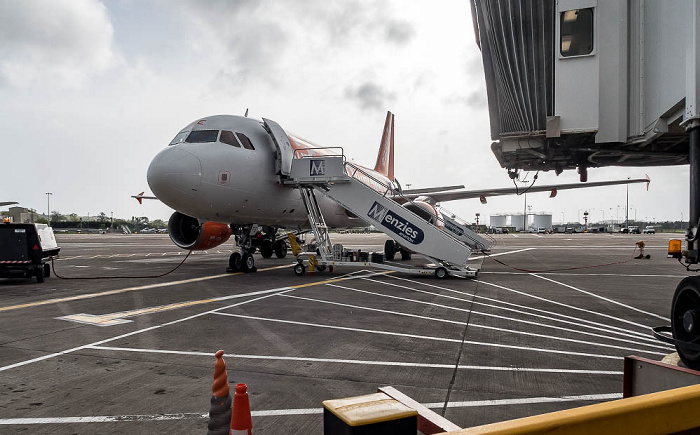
[56,270,394,325]
[59,299,218,326]
[0,265,288,313]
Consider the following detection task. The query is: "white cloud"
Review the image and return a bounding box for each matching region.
[0,0,118,88]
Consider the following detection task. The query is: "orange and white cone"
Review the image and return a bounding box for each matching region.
[230,383,253,435]
[207,350,232,435]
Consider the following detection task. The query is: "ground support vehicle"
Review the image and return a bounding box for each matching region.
[0,222,60,283]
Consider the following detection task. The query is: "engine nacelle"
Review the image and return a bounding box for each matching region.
[167,212,232,250]
[403,198,443,229]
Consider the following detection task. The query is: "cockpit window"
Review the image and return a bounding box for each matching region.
[185,130,219,143]
[220,130,241,147]
[236,132,255,150]
[169,131,189,146]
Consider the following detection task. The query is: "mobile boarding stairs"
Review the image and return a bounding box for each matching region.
[281,149,491,279]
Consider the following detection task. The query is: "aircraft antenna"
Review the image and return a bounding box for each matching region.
[244,108,249,117]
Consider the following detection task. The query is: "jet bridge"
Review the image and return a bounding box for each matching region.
[284,153,481,278]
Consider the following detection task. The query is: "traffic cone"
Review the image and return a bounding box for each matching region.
[207,350,232,435]
[230,383,253,435]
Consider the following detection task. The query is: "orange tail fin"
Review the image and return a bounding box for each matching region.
[374,111,395,180]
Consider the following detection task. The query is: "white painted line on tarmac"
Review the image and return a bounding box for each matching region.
[426,393,622,409]
[481,271,690,278]
[474,279,657,339]
[469,247,536,260]
[282,292,668,356]
[0,393,621,425]
[363,276,669,348]
[87,345,623,374]
[0,288,292,373]
[214,312,626,360]
[532,274,669,322]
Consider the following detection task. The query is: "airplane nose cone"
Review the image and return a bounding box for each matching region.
[147,147,202,206]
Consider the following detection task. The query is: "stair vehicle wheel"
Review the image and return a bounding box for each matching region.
[35,266,45,283]
[43,263,51,278]
[435,267,448,280]
[275,240,288,258]
[260,240,274,258]
[229,252,243,271]
[294,263,306,276]
[671,276,700,370]
[316,265,326,272]
[400,249,412,261]
[242,253,255,272]
[384,239,396,261]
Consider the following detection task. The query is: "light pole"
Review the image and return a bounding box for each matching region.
[45,192,52,225]
[682,212,684,230]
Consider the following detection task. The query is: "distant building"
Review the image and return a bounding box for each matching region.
[8,207,39,224]
[491,213,553,231]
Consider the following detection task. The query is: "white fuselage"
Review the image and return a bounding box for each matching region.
[147,115,383,229]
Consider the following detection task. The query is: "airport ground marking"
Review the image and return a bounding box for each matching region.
[55,270,392,326]
[0,264,289,313]
[284,292,667,356]
[0,287,294,373]
[532,273,669,322]
[0,393,622,426]
[473,279,658,340]
[468,247,535,260]
[86,345,623,375]
[321,284,670,353]
[0,272,392,372]
[480,271,691,278]
[213,312,629,360]
[364,275,668,348]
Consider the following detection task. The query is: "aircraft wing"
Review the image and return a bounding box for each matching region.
[0,201,18,207]
[400,177,650,203]
[401,185,465,195]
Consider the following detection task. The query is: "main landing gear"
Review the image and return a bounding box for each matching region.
[228,225,290,273]
[384,239,411,261]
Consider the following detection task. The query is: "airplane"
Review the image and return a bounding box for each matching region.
[0,202,18,207]
[143,111,650,272]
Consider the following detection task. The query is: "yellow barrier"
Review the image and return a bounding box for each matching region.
[442,384,700,435]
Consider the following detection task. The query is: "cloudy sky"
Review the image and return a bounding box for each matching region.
[0,0,686,226]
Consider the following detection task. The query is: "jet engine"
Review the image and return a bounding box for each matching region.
[403,197,443,229]
[167,211,232,250]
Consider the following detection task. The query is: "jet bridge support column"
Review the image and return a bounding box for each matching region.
[689,126,700,262]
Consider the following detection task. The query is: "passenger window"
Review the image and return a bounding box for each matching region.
[169,131,189,146]
[236,133,255,150]
[560,8,594,57]
[185,130,219,143]
[220,130,241,147]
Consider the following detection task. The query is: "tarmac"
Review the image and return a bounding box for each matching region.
[0,231,689,433]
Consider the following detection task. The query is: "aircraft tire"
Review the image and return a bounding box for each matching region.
[671,276,700,370]
[275,240,288,259]
[294,263,305,276]
[384,240,396,261]
[435,267,448,280]
[242,253,255,272]
[260,241,274,258]
[35,266,45,283]
[400,249,412,261]
[229,252,242,271]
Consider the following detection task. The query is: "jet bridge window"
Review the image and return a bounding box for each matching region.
[560,8,594,57]
[185,130,219,143]
[236,132,255,150]
[220,130,241,147]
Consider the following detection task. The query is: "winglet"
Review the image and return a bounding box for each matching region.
[374,111,395,181]
[645,174,650,191]
[134,192,144,205]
